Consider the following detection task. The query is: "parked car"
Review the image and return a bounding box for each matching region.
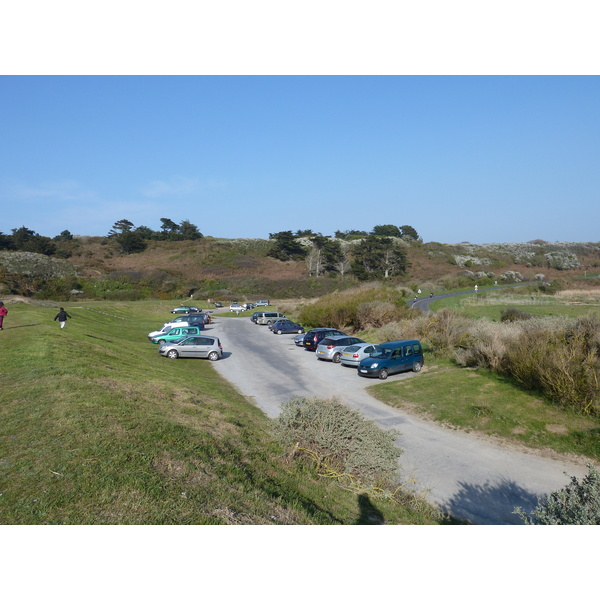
[214,302,223,308]
[302,328,346,351]
[268,317,290,331]
[358,340,424,379]
[243,303,255,310]
[230,303,244,312]
[250,312,262,323]
[150,326,204,345]
[148,320,203,339]
[168,314,209,326]
[170,306,201,314]
[315,335,366,363]
[294,333,305,346]
[255,300,270,306]
[340,343,378,367]
[255,312,286,325]
[272,320,305,335]
[159,335,223,360]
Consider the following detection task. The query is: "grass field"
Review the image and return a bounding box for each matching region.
[369,357,600,461]
[430,289,600,320]
[0,299,444,525]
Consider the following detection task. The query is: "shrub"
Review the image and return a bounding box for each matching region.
[515,465,600,524]
[502,325,600,416]
[500,308,533,322]
[417,309,472,356]
[274,397,401,486]
[298,284,411,331]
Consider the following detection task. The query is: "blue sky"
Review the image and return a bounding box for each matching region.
[2,75,599,244]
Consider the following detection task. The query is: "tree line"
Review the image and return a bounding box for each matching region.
[0,218,204,257]
[268,224,419,281]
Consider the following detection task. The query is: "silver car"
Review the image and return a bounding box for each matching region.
[158,335,223,360]
[315,335,365,363]
[340,343,378,367]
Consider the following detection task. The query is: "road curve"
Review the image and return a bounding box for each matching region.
[209,314,589,525]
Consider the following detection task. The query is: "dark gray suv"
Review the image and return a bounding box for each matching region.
[302,328,346,351]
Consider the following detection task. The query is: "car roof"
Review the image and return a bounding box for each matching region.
[378,340,420,348]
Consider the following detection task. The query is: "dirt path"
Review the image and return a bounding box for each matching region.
[210,314,590,524]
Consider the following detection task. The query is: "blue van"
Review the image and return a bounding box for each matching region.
[357,340,423,380]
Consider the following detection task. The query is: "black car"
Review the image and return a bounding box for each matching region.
[170,313,209,326]
[302,328,346,351]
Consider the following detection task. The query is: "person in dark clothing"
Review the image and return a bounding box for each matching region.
[0,301,7,330]
[54,307,72,329]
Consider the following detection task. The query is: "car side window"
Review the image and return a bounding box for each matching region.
[413,344,421,354]
[405,346,413,356]
[198,338,213,346]
[182,337,198,345]
[392,349,402,359]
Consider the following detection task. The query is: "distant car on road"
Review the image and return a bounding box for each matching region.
[358,340,424,380]
[171,306,201,314]
[159,335,223,361]
[214,302,223,308]
[339,343,378,367]
[315,335,365,363]
[271,320,305,335]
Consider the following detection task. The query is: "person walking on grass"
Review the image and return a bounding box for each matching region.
[54,307,72,329]
[0,301,7,330]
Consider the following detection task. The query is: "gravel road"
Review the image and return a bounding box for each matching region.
[209,312,590,525]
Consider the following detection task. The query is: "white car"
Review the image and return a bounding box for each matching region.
[230,303,244,312]
[339,343,378,367]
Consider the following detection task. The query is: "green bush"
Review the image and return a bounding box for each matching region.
[274,397,402,486]
[298,284,411,331]
[500,308,533,322]
[515,465,600,524]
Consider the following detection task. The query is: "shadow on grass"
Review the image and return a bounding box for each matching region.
[355,493,385,524]
[440,478,542,525]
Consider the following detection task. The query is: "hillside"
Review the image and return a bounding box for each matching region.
[2,236,600,301]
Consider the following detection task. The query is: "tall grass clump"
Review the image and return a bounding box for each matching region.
[275,397,402,487]
[501,320,600,416]
[298,284,412,331]
[451,315,600,416]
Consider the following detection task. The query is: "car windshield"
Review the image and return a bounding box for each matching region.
[344,345,360,352]
[370,348,392,359]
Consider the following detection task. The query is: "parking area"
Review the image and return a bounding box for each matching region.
[209,313,419,418]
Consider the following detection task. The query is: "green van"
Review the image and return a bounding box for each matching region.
[358,340,423,380]
[150,326,204,345]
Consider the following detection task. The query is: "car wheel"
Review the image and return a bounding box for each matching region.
[277,330,282,335]
[413,361,423,372]
[208,351,219,361]
[298,329,303,334]
[158,339,166,345]
[167,350,179,359]
[378,368,389,380]
[332,353,341,364]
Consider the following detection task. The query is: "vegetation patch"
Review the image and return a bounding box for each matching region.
[369,359,600,460]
